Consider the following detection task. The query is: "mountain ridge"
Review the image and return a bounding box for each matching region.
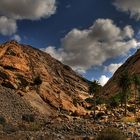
[0,40,91,118]
[102,49,140,98]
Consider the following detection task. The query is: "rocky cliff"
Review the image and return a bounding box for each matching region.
[102,49,140,98]
[0,40,91,118]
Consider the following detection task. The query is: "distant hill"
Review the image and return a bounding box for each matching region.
[102,49,140,98]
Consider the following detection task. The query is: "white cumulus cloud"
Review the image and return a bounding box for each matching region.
[41,46,65,62]
[44,19,137,72]
[0,0,56,20]
[0,0,57,36]
[113,0,140,20]
[105,63,123,74]
[0,16,17,36]
[99,75,109,86]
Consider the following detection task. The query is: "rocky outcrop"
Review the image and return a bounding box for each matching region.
[0,40,91,116]
[102,49,140,98]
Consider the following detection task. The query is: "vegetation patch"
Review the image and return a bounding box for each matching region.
[96,127,127,140]
[0,71,9,79]
[6,49,17,56]
[22,114,35,122]
[3,123,17,134]
[18,122,41,131]
[33,76,42,85]
[136,117,140,122]
[16,74,29,87]
[0,116,6,125]
[3,65,17,71]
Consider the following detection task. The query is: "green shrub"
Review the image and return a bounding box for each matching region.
[85,98,94,103]
[136,117,140,122]
[3,65,16,71]
[96,127,127,140]
[73,98,78,107]
[108,94,121,108]
[0,71,9,79]
[85,97,105,105]
[0,116,6,125]
[6,49,16,56]
[127,106,135,113]
[33,76,42,85]
[108,98,119,108]
[3,123,17,134]
[63,65,71,71]
[96,97,105,105]
[22,114,35,122]
[29,122,41,131]
[95,112,105,119]
[17,75,29,87]
[18,122,41,131]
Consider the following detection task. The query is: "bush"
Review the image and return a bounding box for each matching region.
[96,127,127,140]
[85,97,105,105]
[18,122,41,131]
[73,98,78,107]
[63,65,71,71]
[136,117,140,122]
[95,112,105,119]
[127,106,135,113]
[71,111,78,116]
[22,114,35,122]
[6,49,16,56]
[0,71,9,79]
[3,65,17,71]
[3,123,17,134]
[108,98,119,108]
[33,76,42,85]
[96,97,105,105]
[108,94,121,108]
[0,116,6,125]
[29,123,41,131]
[17,75,29,87]
[85,98,94,104]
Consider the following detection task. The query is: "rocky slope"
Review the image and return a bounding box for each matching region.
[102,49,140,98]
[1,40,139,139]
[0,40,91,118]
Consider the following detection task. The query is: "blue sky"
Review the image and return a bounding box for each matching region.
[0,0,140,85]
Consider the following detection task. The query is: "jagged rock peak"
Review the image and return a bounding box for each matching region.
[4,40,19,45]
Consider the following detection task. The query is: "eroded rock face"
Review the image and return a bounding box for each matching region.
[102,49,140,98]
[0,40,91,116]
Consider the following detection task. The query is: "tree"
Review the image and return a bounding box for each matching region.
[138,87,140,104]
[118,71,131,116]
[89,80,101,119]
[109,93,121,108]
[132,74,140,114]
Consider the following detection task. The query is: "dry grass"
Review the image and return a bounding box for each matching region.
[121,116,136,123]
[96,127,127,140]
